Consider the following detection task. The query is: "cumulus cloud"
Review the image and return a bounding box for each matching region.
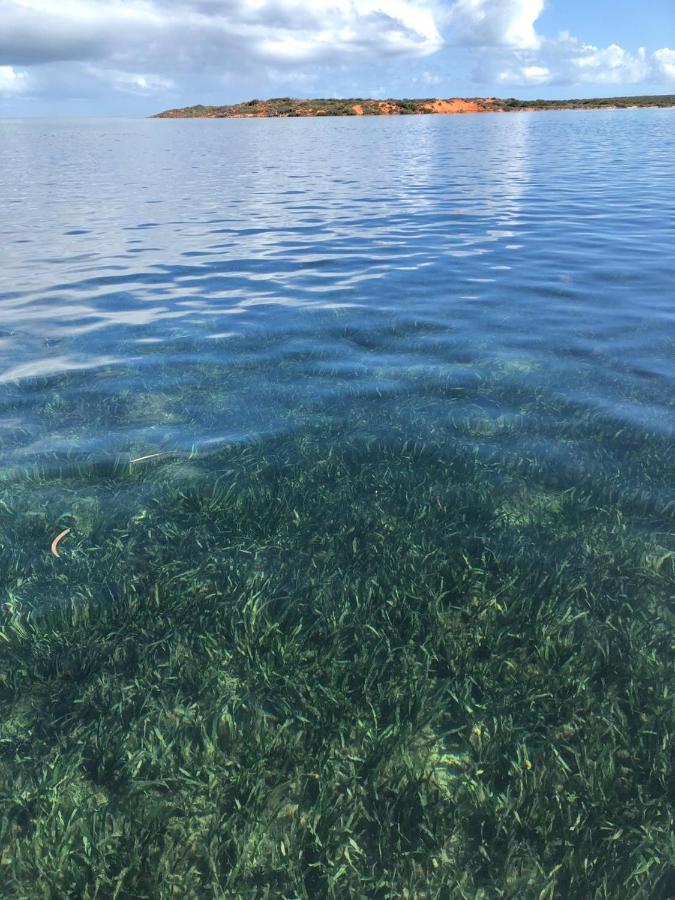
[87,67,175,95]
[490,33,675,87]
[447,0,544,49]
[0,65,29,94]
[653,48,675,81]
[0,0,150,66]
[0,0,674,108]
[0,0,442,70]
[447,0,675,88]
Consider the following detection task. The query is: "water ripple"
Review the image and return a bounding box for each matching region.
[1,110,674,466]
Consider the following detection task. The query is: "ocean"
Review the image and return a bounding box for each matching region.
[0,109,673,897]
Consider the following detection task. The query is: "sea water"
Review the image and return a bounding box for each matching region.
[0,109,673,896]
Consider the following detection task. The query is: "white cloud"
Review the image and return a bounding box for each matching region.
[445,1,675,89]
[447,0,544,49]
[492,33,675,87]
[0,0,443,69]
[1,0,674,106]
[88,67,175,94]
[654,48,675,81]
[570,42,649,84]
[0,65,29,94]
[520,65,549,84]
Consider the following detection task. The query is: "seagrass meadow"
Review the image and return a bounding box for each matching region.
[1,110,675,898]
[1,378,673,898]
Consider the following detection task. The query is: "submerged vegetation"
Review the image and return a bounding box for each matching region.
[152,94,675,118]
[0,390,673,896]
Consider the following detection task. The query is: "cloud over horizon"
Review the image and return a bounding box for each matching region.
[447,0,544,50]
[0,0,674,109]
[490,39,675,89]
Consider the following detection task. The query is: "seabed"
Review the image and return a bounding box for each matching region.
[1,383,672,897]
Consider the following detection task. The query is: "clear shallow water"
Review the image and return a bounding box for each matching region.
[1,111,674,897]
[1,110,673,475]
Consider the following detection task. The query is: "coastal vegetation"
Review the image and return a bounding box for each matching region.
[1,387,673,897]
[153,94,675,118]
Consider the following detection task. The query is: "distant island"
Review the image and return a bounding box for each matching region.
[153,94,675,119]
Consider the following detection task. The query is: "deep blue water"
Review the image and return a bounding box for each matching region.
[0,110,673,481]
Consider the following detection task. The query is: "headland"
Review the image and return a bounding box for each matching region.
[152,94,675,118]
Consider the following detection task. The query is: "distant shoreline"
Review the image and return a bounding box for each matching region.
[152,94,675,119]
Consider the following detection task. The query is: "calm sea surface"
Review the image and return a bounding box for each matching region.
[1,111,673,470]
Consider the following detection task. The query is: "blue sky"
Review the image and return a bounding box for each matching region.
[1,0,674,115]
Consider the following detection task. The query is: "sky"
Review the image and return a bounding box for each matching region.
[1,0,674,116]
